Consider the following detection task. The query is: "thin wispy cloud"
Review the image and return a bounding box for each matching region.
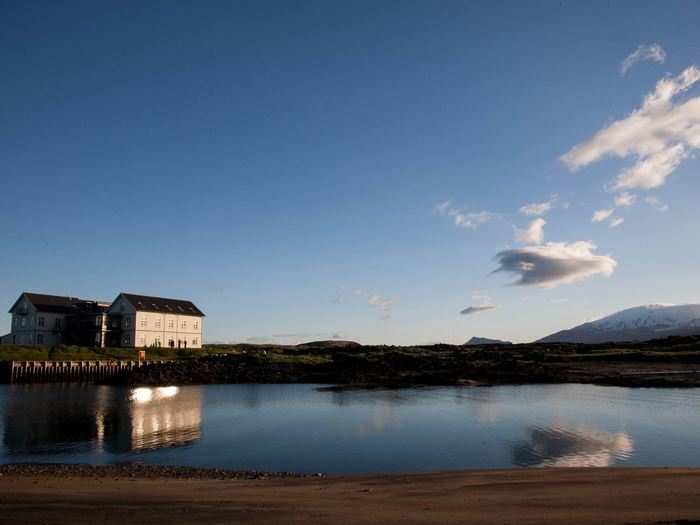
[436,200,494,230]
[461,291,497,316]
[645,195,669,212]
[519,196,556,216]
[621,43,666,75]
[592,209,614,223]
[460,304,497,315]
[515,218,546,244]
[609,217,625,228]
[562,65,700,191]
[352,288,397,319]
[614,192,636,207]
[493,241,617,288]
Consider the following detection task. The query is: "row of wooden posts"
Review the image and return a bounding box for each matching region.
[4,360,165,383]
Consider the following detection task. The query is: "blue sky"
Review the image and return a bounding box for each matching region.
[2,1,700,344]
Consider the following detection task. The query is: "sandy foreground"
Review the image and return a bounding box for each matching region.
[2,467,700,524]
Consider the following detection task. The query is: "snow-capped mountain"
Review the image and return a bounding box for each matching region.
[538,304,700,344]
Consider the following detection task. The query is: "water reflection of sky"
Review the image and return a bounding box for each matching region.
[1,383,699,474]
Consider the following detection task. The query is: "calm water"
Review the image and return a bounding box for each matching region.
[1,383,699,474]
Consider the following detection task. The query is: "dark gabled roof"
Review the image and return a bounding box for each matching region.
[9,293,82,314]
[120,293,205,317]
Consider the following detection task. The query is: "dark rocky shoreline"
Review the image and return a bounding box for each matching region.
[4,336,700,388]
[121,337,700,388]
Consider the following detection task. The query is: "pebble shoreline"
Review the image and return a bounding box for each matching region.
[0,463,322,480]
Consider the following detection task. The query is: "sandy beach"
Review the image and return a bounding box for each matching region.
[2,465,700,524]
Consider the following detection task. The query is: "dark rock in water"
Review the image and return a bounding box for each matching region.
[465,337,512,346]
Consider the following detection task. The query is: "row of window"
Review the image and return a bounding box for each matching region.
[12,333,48,344]
[13,316,62,329]
[125,317,199,330]
[13,313,198,332]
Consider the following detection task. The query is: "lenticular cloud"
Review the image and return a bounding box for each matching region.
[493,241,617,288]
[460,304,497,315]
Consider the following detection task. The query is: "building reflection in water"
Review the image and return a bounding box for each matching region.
[119,386,201,452]
[512,424,634,467]
[3,384,202,455]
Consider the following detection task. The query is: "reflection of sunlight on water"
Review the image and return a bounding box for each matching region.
[513,424,634,467]
[157,386,179,398]
[127,386,201,451]
[130,386,180,404]
[130,387,153,404]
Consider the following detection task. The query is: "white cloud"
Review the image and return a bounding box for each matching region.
[609,217,625,228]
[493,241,617,288]
[367,294,394,316]
[519,196,556,216]
[436,200,494,230]
[351,289,397,319]
[515,218,546,244]
[592,209,614,223]
[614,192,636,207]
[613,143,687,190]
[621,43,667,75]
[461,304,497,315]
[645,195,669,212]
[561,65,700,191]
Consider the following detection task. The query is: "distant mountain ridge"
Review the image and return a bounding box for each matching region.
[465,337,513,346]
[539,304,700,344]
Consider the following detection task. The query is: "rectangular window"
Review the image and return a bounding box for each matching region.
[192,338,198,346]
[38,317,45,328]
[139,336,146,346]
[124,334,131,345]
[155,336,161,347]
[194,321,199,330]
[37,334,44,344]
[55,318,62,329]
[140,317,147,328]
[21,317,26,328]
[168,319,174,329]
[181,320,187,329]
[155,319,161,329]
[124,317,131,329]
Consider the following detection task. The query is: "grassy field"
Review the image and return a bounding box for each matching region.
[0,345,236,362]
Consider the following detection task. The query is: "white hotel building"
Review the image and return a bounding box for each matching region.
[108,293,204,349]
[3,292,204,349]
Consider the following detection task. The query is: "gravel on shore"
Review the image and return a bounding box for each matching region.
[0,463,322,480]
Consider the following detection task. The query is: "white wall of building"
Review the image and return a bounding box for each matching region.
[133,312,202,349]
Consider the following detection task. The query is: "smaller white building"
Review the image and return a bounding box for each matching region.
[107,293,205,349]
[6,293,78,346]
